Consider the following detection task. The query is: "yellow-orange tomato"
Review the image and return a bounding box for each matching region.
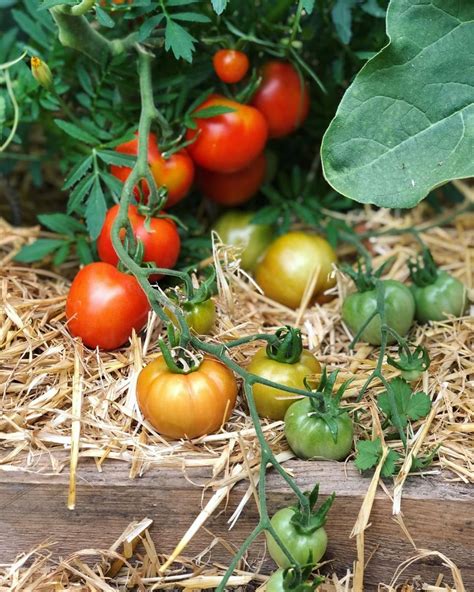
[136,356,238,439]
[255,232,337,309]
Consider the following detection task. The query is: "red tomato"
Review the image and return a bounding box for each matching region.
[251,61,310,138]
[185,95,268,173]
[197,152,266,206]
[213,49,249,84]
[66,262,150,350]
[97,204,180,281]
[110,133,194,207]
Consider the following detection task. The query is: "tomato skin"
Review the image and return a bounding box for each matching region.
[411,271,466,323]
[267,507,328,568]
[284,399,353,460]
[265,570,286,592]
[247,347,321,420]
[197,152,266,206]
[213,210,274,271]
[97,204,180,281]
[166,299,216,335]
[342,280,415,346]
[251,61,310,138]
[66,262,150,350]
[110,133,194,207]
[213,49,249,84]
[255,232,337,309]
[185,95,268,173]
[136,355,238,439]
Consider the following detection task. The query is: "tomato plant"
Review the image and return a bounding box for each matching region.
[409,249,466,323]
[185,95,268,173]
[247,327,321,420]
[267,485,334,568]
[166,298,216,335]
[66,262,150,350]
[97,204,180,280]
[110,133,194,207]
[266,567,323,592]
[213,210,274,271]
[255,232,337,309]
[284,369,353,461]
[136,353,237,439]
[251,61,310,138]
[213,49,249,83]
[197,152,266,206]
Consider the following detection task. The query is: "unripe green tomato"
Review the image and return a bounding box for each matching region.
[267,507,328,568]
[255,232,337,309]
[411,271,466,323]
[213,211,274,271]
[342,280,415,346]
[284,399,353,460]
[165,299,216,335]
[265,569,286,592]
[247,347,321,420]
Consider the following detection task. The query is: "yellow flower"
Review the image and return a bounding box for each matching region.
[31,56,53,91]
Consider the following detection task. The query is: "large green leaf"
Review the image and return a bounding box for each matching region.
[321,0,474,208]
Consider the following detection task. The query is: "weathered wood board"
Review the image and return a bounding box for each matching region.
[1,459,472,590]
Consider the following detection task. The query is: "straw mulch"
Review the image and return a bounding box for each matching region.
[1,193,473,591]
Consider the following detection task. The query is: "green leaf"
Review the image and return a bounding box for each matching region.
[331,0,358,44]
[138,14,165,42]
[85,179,107,240]
[251,206,280,225]
[52,242,71,266]
[378,378,431,429]
[97,150,136,167]
[172,12,210,23]
[54,119,98,145]
[211,0,227,15]
[14,239,66,263]
[165,18,196,62]
[191,105,235,119]
[361,0,385,18]
[322,0,474,208]
[67,174,95,214]
[76,236,94,264]
[354,438,382,472]
[302,0,315,14]
[63,155,93,190]
[37,213,85,236]
[39,0,76,8]
[95,6,115,28]
[381,449,401,478]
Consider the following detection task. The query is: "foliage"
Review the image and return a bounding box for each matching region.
[322,0,474,208]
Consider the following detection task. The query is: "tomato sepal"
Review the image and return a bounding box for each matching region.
[387,344,430,382]
[265,325,303,365]
[289,484,335,536]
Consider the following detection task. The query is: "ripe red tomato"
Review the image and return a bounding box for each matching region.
[110,132,194,207]
[213,49,249,84]
[185,95,268,173]
[66,262,150,350]
[137,355,238,439]
[97,204,180,281]
[251,61,310,138]
[197,152,266,206]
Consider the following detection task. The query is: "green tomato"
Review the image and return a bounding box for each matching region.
[166,299,216,335]
[265,570,287,592]
[342,280,415,346]
[213,211,274,271]
[267,507,328,569]
[411,271,466,323]
[247,348,321,420]
[284,398,353,461]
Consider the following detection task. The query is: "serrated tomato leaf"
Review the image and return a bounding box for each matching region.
[321,0,474,208]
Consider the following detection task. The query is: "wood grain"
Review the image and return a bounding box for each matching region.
[0,458,472,590]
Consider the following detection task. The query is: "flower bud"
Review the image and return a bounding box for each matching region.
[31,56,53,91]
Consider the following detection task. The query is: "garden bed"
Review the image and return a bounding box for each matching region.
[1,201,473,590]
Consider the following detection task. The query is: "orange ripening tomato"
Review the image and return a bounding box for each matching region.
[185,94,268,173]
[96,204,180,281]
[213,49,249,84]
[251,61,310,138]
[197,152,266,206]
[66,262,150,350]
[110,132,194,207]
[137,356,238,439]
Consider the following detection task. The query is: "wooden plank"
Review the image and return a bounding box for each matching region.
[0,458,472,590]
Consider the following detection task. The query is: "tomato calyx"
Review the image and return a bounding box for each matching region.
[341,258,394,293]
[265,326,303,364]
[158,339,203,375]
[303,368,352,443]
[387,343,431,382]
[290,484,335,536]
[408,247,439,287]
[277,565,324,591]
